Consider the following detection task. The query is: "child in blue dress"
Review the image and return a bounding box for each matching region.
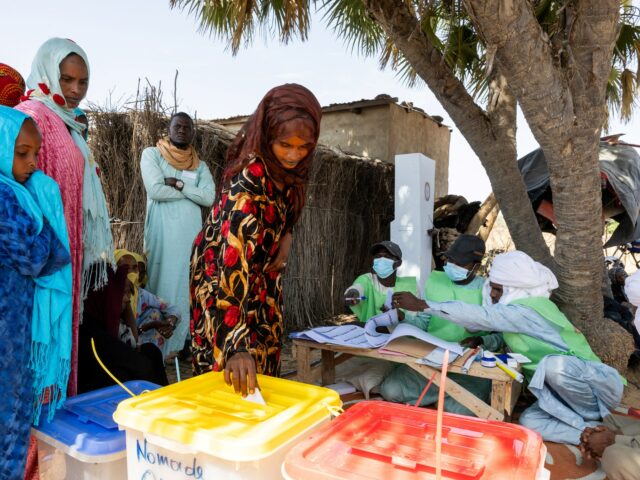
[0,106,71,477]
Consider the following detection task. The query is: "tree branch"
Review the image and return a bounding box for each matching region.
[362,0,553,265]
[362,0,492,140]
[566,0,620,118]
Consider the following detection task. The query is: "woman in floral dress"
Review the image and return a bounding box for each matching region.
[190,84,321,396]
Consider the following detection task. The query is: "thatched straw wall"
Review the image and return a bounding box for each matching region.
[89,107,394,330]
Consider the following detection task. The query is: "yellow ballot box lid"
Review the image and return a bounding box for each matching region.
[113,372,342,462]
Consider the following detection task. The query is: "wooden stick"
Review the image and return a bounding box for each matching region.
[414,371,437,407]
[435,349,449,480]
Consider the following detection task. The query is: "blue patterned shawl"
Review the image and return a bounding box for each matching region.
[0,106,72,423]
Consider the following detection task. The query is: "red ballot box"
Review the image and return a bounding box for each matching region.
[283,400,548,480]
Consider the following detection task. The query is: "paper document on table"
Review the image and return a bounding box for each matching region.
[290,325,370,348]
[382,323,464,355]
[291,311,463,355]
[416,347,461,367]
[507,353,532,364]
[379,336,435,358]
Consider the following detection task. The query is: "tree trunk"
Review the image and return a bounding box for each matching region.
[463,0,623,366]
[361,0,552,266]
[551,1,620,334]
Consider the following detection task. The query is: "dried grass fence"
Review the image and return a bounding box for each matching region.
[89,89,394,330]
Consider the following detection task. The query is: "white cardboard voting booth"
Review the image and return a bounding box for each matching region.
[390,153,436,293]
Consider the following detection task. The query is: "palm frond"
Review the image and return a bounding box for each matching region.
[320,0,384,56]
[170,0,311,54]
[607,66,622,119]
[620,68,636,121]
[262,0,311,44]
[379,40,423,87]
[614,22,640,62]
[608,5,640,122]
[170,0,640,124]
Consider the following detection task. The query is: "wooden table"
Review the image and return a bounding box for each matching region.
[293,338,521,422]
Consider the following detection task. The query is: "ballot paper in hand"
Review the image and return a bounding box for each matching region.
[242,388,266,405]
[384,289,394,310]
[364,309,399,347]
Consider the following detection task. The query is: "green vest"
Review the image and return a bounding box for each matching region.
[350,274,417,322]
[424,271,484,342]
[503,297,601,381]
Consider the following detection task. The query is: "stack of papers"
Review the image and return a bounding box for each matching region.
[290,310,464,361]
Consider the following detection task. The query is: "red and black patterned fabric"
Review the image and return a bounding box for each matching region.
[190,158,292,375]
[190,84,321,377]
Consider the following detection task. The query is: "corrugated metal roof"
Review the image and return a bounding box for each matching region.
[213,94,446,126]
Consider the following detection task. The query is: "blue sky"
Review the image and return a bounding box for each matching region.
[2,0,637,201]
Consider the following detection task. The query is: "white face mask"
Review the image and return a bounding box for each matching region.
[443,263,470,282]
[373,257,396,279]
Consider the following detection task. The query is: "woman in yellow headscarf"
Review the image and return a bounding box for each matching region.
[114,249,180,358]
[114,249,139,316]
[131,252,148,288]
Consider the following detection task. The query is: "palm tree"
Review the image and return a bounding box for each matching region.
[170,0,640,125]
[170,0,640,373]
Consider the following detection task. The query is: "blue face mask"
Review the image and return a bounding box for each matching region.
[443,262,470,282]
[373,257,396,279]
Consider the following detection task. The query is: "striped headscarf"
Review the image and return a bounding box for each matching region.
[24,38,114,297]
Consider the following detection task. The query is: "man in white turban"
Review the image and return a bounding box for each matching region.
[393,250,624,445]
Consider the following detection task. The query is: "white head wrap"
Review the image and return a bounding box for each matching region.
[483,250,559,306]
[624,270,640,332]
[26,37,89,134]
[26,38,114,296]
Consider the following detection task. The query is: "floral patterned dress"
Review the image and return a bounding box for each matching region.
[190,157,293,375]
[136,287,181,359]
